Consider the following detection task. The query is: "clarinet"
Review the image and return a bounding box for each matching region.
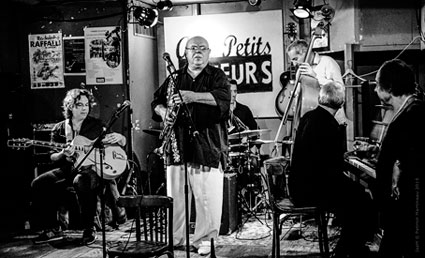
[154,53,181,163]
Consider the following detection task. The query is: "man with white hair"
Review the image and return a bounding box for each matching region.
[289,81,376,258]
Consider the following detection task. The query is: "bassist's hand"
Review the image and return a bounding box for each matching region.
[298,63,317,79]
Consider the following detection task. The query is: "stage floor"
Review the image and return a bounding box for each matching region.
[0,211,379,258]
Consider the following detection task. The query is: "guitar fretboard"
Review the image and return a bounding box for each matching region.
[31,140,87,152]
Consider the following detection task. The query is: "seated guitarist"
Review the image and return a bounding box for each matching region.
[31,88,127,245]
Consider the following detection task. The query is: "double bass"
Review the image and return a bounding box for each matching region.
[273,26,324,152]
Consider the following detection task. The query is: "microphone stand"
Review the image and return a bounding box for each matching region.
[163,56,198,258]
[73,104,128,258]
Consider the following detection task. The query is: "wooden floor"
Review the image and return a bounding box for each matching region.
[0,211,379,258]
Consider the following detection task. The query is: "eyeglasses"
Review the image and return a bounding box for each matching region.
[185,46,209,51]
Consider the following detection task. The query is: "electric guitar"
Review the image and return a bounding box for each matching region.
[7,135,127,180]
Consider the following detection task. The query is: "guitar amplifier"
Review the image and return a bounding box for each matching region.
[32,123,56,155]
[32,123,56,175]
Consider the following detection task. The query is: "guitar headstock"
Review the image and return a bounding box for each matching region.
[286,22,297,42]
[7,138,33,150]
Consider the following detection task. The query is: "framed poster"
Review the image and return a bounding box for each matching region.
[64,36,85,75]
[28,32,65,89]
[311,22,330,52]
[84,26,123,85]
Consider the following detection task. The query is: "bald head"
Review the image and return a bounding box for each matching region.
[185,36,211,71]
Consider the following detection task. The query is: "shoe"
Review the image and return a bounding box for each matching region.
[81,227,97,245]
[113,206,127,225]
[174,244,197,252]
[197,240,211,256]
[33,229,64,244]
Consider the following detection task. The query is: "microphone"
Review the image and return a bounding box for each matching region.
[114,100,131,117]
[163,52,176,73]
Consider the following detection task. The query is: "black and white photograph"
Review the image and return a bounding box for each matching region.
[1,1,424,258]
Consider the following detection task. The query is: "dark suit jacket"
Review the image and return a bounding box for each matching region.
[289,106,346,207]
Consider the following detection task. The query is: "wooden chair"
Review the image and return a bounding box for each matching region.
[108,195,174,258]
[262,156,330,258]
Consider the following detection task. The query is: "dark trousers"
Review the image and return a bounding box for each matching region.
[30,167,74,230]
[73,168,120,230]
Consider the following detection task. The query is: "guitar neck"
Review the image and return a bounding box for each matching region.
[30,140,85,151]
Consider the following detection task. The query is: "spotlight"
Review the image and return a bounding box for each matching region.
[248,0,261,7]
[320,4,335,22]
[157,0,173,11]
[133,6,158,28]
[290,0,313,19]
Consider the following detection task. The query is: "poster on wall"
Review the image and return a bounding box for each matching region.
[84,26,123,85]
[28,32,65,89]
[164,10,284,118]
[64,36,85,75]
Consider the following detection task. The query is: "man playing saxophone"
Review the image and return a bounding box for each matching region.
[151,36,230,256]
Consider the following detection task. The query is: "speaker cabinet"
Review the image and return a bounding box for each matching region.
[190,172,239,235]
[220,172,239,235]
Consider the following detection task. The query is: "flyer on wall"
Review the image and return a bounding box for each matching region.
[84,26,123,85]
[28,32,65,89]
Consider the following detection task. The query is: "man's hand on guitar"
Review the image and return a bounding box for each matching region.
[102,132,126,146]
[61,145,75,157]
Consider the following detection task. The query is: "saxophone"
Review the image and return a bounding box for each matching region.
[154,53,181,163]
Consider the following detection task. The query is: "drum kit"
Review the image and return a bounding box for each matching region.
[143,127,287,221]
[227,128,285,221]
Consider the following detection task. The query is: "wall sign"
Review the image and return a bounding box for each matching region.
[28,32,65,89]
[164,10,284,118]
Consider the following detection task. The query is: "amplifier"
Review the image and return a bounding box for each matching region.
[189,172,239,235]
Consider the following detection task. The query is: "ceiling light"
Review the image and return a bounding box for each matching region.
[133,6,158,28]
[248,0,261,6]
[157,0,173,11]
[290,0,313,19]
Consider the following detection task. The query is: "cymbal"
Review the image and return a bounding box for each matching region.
[251,139,294,145]
[142,128,162,136]
[229,152,259,158]
[228,129,271,140]
[229,143,249,149]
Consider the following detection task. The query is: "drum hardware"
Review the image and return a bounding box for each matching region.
[250,139,294,145]
[228,138,266,227]
[228,129,271,140]
[142,128,162,136]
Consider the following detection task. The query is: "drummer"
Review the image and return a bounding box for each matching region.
[228,79,259,155]
[228,79,258,133]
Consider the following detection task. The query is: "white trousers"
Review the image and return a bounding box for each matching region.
[166,164,224,248]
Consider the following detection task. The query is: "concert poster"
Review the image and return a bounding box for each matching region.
[63,36,85,75]
[28,32,65,89]
[84,26,123,85]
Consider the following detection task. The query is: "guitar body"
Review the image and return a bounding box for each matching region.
[72,136,128,180]
[275,71,295,118]
[7,135,128,180]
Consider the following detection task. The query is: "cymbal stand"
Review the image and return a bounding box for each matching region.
[237,143,265,227]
